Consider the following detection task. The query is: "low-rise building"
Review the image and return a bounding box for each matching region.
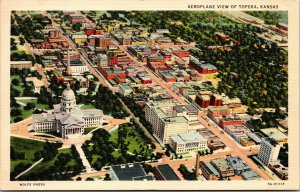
[170,132,208,154]
[199,161,220,180]
[240,170,261,180]
[119,84,133,96]
[110,163,153,181]
[226,156,251,175]
[210,158,235,178]
[10,61,32,69]
[260,128,288,145]
[154,164,180,180]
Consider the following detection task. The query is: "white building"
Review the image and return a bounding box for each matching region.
[145,101,202,145]
[63,59,89,76]
[257,137,281,165]
[33,83,104,138]
[170,132,208,154]
[98,53,108,67]
[119,84,133,96]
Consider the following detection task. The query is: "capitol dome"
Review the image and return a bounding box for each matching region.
[62,83,75,100]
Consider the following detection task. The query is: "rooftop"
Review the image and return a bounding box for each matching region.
[211,158,233,172]
[208,106,230,111]
[261,128,288,141]
[200,161,220,176]
[155,164,180,180]
[226,156,250,172]
[171,132,207,144]
[240,170,261,180]
[111,163,147,181]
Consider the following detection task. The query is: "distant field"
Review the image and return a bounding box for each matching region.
[244,11,288,25]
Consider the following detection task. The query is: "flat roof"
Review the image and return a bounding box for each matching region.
[200,161,220,176]
[171,132,207,144]
[132,176,154,181]
[208,106,230,111]
[241,170,261,180]
[226,156,250,171]
[260,128,288,140]
[211,158,233,172]
[155,164,180,180]
[111,163,147,181]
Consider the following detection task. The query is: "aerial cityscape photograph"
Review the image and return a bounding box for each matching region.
[9,10,289,182]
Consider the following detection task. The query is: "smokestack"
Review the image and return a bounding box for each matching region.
[195,153,200,176]
[67,47,71,75]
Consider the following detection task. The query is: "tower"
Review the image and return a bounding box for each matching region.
[60,83,77,113]
[67,47,71,75]
[195,153,200,176]
[258,137,281,165]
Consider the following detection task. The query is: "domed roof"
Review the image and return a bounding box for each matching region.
[62,83,75,100]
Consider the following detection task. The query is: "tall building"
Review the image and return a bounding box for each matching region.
[33,83,104,139]
[145,101,200,144]
[98,53,108,67]
[257,137,281,165]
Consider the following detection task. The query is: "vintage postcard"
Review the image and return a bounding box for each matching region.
[0,0,299,190]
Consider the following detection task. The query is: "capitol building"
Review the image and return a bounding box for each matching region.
[33,83,104,138]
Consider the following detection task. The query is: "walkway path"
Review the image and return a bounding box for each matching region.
[15,158,44,179]
[75,144,93,173]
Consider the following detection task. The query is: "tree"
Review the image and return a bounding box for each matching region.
[24,102,36,110]
[11,108,22,117]
[19,37,25,45]
[72,23,82,32]
[104,174,110,181]
[11,78,20,86]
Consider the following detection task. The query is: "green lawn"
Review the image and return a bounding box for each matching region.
[109,126,150,154]
[18,99,49,110]
[24,148,75,175]
[10,137,46,172]
[84,127,98,134]
[80,103,95,110]
[11,98,50,123]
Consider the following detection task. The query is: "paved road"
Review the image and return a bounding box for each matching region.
[72,170,109,181]
[75,144,93,173]
[198,115,272,180]
[15,158,44,179]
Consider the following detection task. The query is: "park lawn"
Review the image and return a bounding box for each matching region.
[11,99,50,123]
[84,127,98,134]
[10,137,46,172]
[109,126,150,154]
[24,148,74,175]
[80,103,95,110]
[18,99,49,110]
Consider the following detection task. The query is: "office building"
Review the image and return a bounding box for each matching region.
[257,137,281,165]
